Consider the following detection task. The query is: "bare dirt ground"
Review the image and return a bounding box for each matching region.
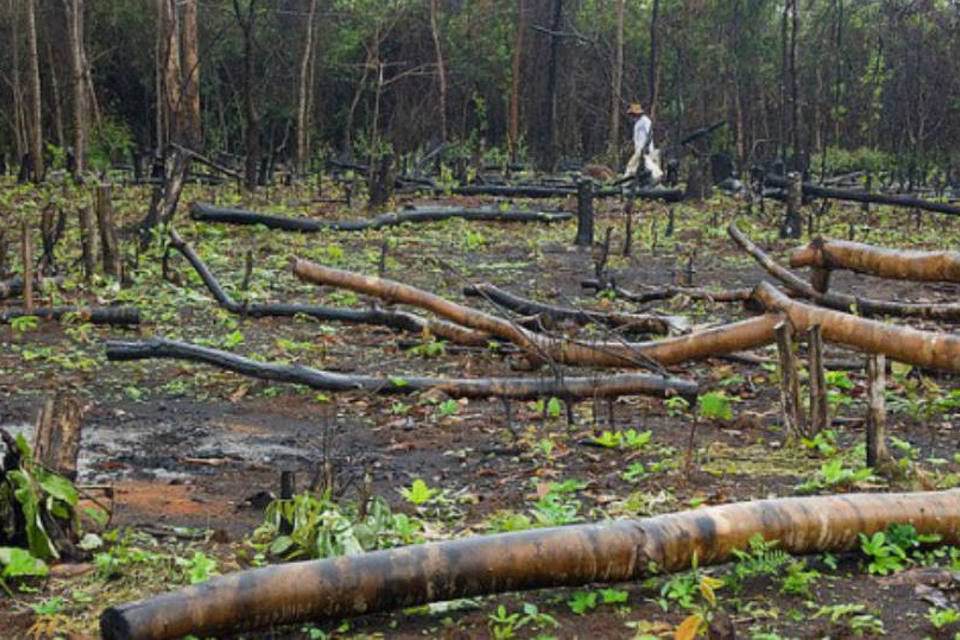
[4,180,960,638]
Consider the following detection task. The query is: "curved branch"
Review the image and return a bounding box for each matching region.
[729,222,960,319]
[105,338,697,401]
[292,258,782,367]
[101,490,960,639]
[168,229,488,347]
[463,282,685,334]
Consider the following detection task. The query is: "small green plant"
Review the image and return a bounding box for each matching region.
[622,462,648,482]
[10,315,39,334]
[799,429,839,458]
[779,560,820,597]
[0,546,49,595]
[390,401,411,415]
[437,399,460,417]
[665,396,691,417]
[567,590,598,615]
[465,230,486,250]
[698,391,734,421]
[400,479,438,506]
[926,606,960,630]
[859,522,940,575]
[795,458,874,493]
[408,339,447,358]
[177,550,218,584]
[726,534,790,594]
[812,603,885,636]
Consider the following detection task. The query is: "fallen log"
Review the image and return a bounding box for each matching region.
[463,282,686,334]
[754,281,960,372]
[104,338,697,401]
[189,202,572,232]
[1,306,140,326]
[100,489,960,640]
[430,184,685,201]
[581,278,753,304]
[168,230,489,347]
[764,174,960,217]
[729,222,960,320]
[790,237,960,283]
[0,275,64,299]
[293,258,781,367]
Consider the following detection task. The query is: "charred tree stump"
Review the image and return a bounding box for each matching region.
[866,353,890,469]
[33,394,83,481]
[575,179,594,247]
[40,205,56,275]
[96,185,122,279]
[21,219,33,312]
[807,325,827,436]
[78,204,98,280]
[775,322,805,439]
[367,154,395,210]
[780,172,803,239]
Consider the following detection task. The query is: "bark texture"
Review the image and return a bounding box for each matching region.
[190,203,572,231]
[293,258,782,368]
[790,238,960,283]
[101,490,960,640]
[105,338,697,401]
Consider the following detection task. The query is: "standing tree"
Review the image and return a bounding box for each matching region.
[647,0,660,119]
[64,0,88,179]
[294,0,319,180]
[508,0,524,164]
[182,0,201,148]
[233,0,260,190]
[25,0,44,182]
[607,0,624,164]
[428,0,447,142]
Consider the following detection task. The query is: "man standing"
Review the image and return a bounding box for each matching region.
[623,103,661,184]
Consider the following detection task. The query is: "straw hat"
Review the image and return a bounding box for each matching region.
[627,103,644,116]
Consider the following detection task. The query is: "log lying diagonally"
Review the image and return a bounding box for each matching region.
[790,237,960,283]
[2,305,139,326]
[764,174,960,217]
[189,202,572,231]
[100,490,960,640]
[754,281,960,372]
[729,222,960,320]
[463,282,686,334]
[168,230,489,347]
[292,258,781,367]
[105,338,697,401]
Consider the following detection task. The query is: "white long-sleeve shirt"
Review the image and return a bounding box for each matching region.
[633,115,653,154]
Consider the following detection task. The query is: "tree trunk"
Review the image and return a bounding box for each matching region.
[575,179,594,248]
[429,0,447,142]
[9,0,26,160]
[160,0,183,145]
[104,337,697,402]
[182,0,201,148]
[508,0,524,164]
[32,394,83,481]
[775,322,804,439]
[807,324,828,436]
[96,185,121,279]
[78,204,97,280]
[234,0,260,190]
[20,219,33,312]
[64,0,88,178]
[607,0,624,162]
[295,0,318,179]
[25,0,44,183]
[293,258,781,368]
[866,353,889,468]
[543,0,563,170]
[100,490,960,640]
[791,238,960,282]
[648,0,660,119]
[788,0,801,168]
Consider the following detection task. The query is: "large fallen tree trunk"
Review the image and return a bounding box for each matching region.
[463,282,686,334]
[0,275,65,300]
[729,222,960,319]
[168,230,488,346]
[100,489,960,640]
[105,338,697,400]
[754,281,960,372]
[292,258,781,367]
[1,306,139,326]
[189,202,572,231]
[764,174,960,217]
[790,237,960,283]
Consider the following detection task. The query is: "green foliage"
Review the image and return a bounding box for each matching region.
[859,522,941,575]
[249,492,422,561]
[10,315,39,334]
[177,550,218,584]
[799,429,839,458]
[0,433,82,562]
[812,603,885,636]
[487,602,559,639]
[698,391,734,421]
[926,607,960,630]
[400,479,438,505]
[726,535,790,594]
[795,458,874,493]
[591,428,651,450]
[566,590,597,615]
[779,560,820,597]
